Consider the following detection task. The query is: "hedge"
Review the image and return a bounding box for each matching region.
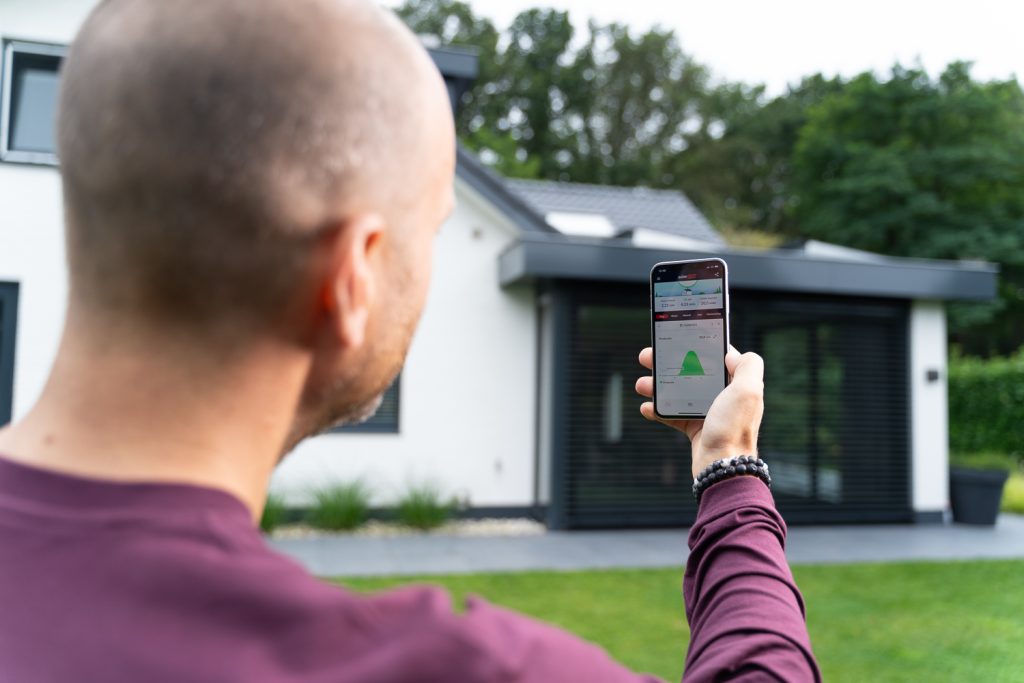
[948,349,1024,457]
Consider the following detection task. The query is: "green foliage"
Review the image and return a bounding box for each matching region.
[791,63,1024,354]
[395,482,455,530]
[341,561,1024,682]
[949,451,1018,472]
[679,74,844,232]
[793,63,1024,259]
[716,225,785,250]
[259,492,288,533]
[397,0,722,185]
[306,481,372,531]
[948,350,1024,457]
[1004,471,1024,514]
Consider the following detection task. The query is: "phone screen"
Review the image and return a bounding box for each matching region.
[650,258,729,418]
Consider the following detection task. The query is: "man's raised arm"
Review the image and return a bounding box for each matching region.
[636,346,822,682]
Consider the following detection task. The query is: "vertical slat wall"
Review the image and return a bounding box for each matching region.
[558,284,910,529]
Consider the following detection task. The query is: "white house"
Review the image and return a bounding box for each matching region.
[0,0,998,528]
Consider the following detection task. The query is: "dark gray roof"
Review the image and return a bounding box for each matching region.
[498,234,998,301]
[505,178,723,245]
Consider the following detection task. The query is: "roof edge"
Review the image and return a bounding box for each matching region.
[426,46,480,80]
[498,236,999,302]
[455,147,555,234]
[504,176,690,197]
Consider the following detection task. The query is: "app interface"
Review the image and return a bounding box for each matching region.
[653,272,726,415]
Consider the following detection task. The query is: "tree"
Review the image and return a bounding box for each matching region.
[397,0,716,185]
[560,22,711,186]
[677,75,844,234]
[394,0,538,175]
[790,62,1024,354]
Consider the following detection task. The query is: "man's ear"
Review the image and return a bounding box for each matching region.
[321,212,384,351]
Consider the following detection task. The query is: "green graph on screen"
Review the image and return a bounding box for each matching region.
[679,350,705,376]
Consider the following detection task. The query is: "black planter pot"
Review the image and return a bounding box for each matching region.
[949,467,1009,525]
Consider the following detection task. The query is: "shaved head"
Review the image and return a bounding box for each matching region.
[58,0,449,338]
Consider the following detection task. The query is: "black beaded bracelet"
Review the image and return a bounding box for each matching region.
[692,455,771,503]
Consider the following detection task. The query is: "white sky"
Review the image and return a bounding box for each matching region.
[394,0,1024,96]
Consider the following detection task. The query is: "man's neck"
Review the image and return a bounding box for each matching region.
[0,315,308,521]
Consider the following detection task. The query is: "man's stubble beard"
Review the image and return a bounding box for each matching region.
[312,373,391,435]
[277,364,397,461]
[277,306,419,461]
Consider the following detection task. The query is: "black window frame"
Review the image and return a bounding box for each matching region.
[1,39,66,166]
[330,375,401,434]
[0,282,19,426]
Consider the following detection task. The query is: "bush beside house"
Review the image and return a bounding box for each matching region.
[949,350,1024,457]
[949,349,1024,516]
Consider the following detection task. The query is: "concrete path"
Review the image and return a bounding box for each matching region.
[270,514,1024,578]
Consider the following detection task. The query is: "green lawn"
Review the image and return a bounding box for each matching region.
[338,560,1024,682]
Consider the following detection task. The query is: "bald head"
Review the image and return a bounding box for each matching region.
[58,0,452,337]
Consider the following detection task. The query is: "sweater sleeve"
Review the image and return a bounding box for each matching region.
[682,476,821,683]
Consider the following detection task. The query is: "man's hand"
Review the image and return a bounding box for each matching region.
[635,345,764,478]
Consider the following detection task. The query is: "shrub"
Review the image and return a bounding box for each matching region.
[306,481,372,531]
[1003,471,1024,514]
[259,492,288,533]
[949,451,1017,472]
[395,482,455,530]
[948,349,1024,459]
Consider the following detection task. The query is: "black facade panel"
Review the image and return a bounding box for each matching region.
[556,283,911,529]
[0,282,18,426]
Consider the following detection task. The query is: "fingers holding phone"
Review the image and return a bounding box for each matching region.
[637,343,764,477]
[641,256,766,477]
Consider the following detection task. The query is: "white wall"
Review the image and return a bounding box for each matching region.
[0,0,93,43]
[0,0,94,421]
[0,164,66,419]
[909,300,949,515]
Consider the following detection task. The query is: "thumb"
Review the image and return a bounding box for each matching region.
[724,344,742,378]
[728,350,765,394]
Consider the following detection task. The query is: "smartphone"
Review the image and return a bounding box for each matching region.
[650,258,730,419]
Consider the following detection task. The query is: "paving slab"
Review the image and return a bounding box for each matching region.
[269,514,1024,577]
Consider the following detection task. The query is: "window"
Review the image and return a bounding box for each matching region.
[331,375,400,434]
[1,40,66,165]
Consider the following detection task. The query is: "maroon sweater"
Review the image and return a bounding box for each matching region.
[683,476,821,681]
[0,455,819,682]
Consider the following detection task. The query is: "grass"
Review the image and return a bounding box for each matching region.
[259,492,288,533]
[395,482,454,530]
[338,560,1024,683]
[305,481,372,531]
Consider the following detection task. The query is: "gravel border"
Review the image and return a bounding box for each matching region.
[269,517,546,540]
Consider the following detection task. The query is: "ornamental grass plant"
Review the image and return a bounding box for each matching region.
[395,482,455,530]
[306,481,372,531]
[259,492,289,533]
